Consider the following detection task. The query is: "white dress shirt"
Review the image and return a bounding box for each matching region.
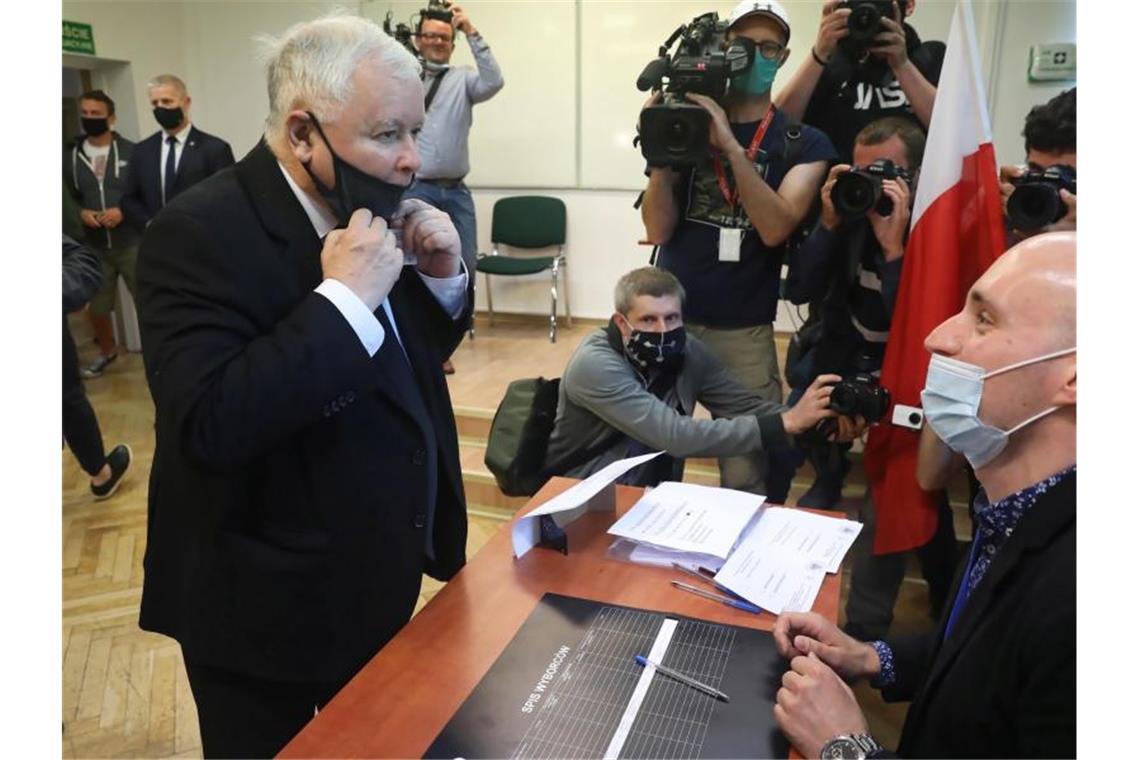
[277,162,468,357]
[159,122,194,203]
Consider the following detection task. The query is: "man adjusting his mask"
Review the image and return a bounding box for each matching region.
[544,267,855,488]
[641,0,838,498]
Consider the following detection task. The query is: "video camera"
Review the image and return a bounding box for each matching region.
[635,12,755,168]
[383,0,454,60]
[831,158,912,220]
[837,0,903,60]
[1006,164,1076,231]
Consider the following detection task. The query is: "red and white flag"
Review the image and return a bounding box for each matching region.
[862,0,1006,555]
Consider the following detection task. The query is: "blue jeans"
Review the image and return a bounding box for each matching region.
[403,180,478,276]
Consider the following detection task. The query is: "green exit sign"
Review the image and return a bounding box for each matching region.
[63,21,95,55]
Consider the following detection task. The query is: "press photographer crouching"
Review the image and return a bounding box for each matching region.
[543,267,857,488]
[777,116,958,640]
[1000,87,1076,243]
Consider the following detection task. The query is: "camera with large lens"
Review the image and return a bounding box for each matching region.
[831,159,911,220]
[1006,164,1076,231]
[635,12,755,168]
[836,0,902,60]
[383,0,454,60]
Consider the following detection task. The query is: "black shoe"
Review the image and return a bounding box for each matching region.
[796,476,845,509]
[91,444,132,501]
[82,352,118,379]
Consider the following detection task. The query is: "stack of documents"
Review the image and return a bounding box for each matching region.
[607,481,862,614]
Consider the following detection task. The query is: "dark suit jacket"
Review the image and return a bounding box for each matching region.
[880,469,1076,758]
[135,141,472,685]
[120,125,235,233]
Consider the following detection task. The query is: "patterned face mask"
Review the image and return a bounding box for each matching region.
[623,325,687,374]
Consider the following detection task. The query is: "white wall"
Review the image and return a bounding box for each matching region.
[59,0,1077,327]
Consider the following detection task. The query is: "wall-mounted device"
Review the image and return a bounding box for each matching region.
[1028,43,1076,82]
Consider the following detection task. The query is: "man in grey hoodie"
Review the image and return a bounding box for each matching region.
[64,90,138,378]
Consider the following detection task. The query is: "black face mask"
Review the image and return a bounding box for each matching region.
[623,325,687,374]
[153,106,184,130]
[81,117,110,138]
[303,111,411,226]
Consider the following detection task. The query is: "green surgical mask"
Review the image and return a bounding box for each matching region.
[730,56,779,96]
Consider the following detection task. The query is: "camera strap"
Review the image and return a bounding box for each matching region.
[424,68,448,111]
[712,105,775,213]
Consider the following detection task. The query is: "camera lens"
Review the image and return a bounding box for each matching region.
[832,172,879,219]
[848,4,883,40]
[665,119,693,151]
[1007,184,1062,231]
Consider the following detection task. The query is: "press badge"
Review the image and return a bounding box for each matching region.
[718,228,742,262]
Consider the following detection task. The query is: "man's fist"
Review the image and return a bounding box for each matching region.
[390,198,461,279]
[320,208,402,311]
[781,374,840,435]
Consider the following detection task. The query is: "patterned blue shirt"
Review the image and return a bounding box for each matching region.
[870,465,1075,689]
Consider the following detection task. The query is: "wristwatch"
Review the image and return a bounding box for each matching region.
[820,733,884,759]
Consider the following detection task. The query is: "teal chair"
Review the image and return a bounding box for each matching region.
[475,195,570,342]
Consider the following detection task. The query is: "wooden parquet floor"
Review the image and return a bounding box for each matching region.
[63,312,936,758]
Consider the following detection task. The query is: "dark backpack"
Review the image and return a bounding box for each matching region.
[484,377,562,497]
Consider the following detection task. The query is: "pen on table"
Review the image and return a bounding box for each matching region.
[634,654,730,702]
[670,580,763,615]
[670,562,752,602]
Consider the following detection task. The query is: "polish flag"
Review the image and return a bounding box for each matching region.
[862,0,1006,555]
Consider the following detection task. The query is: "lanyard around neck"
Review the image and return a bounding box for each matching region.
[712,105,775,210]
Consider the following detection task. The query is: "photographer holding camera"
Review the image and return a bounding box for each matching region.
[641,0,836,497]
[404,1,503,373]
[775,0,944,165]
[778,116,957,641]
[1000,87,1076,243]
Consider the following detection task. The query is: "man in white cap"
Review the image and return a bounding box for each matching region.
[641,0,837,498]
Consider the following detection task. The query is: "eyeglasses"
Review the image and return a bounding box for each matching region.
[756,41,784,60]
[419,32,453,43]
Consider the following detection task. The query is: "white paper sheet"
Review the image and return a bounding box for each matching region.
[511,451,664,558]
[606,481,765,560]
[713,508,862,614]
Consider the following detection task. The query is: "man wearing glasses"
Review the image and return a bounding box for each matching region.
[408,3,503,373]
[642,0,836,498]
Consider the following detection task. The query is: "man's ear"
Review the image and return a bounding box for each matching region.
[778,47,791,69]
[1053,358,1076,407]
[183,95,192,112]
[285,111,318,163]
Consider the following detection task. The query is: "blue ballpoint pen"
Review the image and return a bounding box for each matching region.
[670,580,764,614]
[634,654,730,702]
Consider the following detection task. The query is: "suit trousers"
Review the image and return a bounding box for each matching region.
[684,322,782,495]
[62,319,105,475]
[182,651,346,759]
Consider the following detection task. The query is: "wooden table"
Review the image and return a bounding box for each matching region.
[280,478,843,758]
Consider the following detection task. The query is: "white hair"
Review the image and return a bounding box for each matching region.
[147,73,188,96]
[257,12,420,140]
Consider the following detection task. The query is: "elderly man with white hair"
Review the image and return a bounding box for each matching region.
[135,15,471,757]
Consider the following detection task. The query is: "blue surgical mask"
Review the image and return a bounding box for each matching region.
[730,56,779,96]
[920,348,1076,470]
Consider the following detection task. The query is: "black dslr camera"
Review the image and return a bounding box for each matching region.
[831,159,912,220]
[837,0,903,60]
[1006,164,1076,231]
[807,373,891,441]
[635,12,755,168]
[383,0,454,59]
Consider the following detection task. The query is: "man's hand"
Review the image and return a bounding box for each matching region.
[867,178,911,261]
[450,4,477,36]
[1043,188,1076,232]
[391,198,461,279]
[814,0,852,62]
[80,209,103,229]
[320,208,403,312]
[870,6,909,70]
[998,164,1023,215]
[775,653,870,759]
[773,611,881,680]
[819,164,851,232]
[829,414,868,443]
[98,207,124,229]
[684,92,738,155]
[780,374,840,435]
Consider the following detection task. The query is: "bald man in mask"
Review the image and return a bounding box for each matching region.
[769,232,1076,759]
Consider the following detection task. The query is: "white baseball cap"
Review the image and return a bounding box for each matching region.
[728,0,792,40]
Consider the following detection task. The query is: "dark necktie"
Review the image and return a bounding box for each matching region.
[163,135,177,205]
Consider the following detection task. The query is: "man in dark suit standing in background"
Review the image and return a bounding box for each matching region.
[135,15,471,758]
[120,73,234,232]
